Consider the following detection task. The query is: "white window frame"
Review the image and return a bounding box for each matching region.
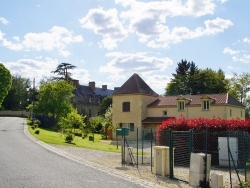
[178,101,185,111]
[202,100,210,110]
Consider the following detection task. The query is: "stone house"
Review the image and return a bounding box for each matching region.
[112,73,245,140]
[72,80,114,118]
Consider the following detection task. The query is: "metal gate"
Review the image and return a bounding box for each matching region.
[169,129,193,183]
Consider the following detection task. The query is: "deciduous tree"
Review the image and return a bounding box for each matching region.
[0,63,12,108]
[2,75,30,110]
[35,80,75,120]
[229,72,250,117]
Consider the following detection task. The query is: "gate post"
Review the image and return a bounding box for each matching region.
[169,128,174,179]
[189,129,194,161]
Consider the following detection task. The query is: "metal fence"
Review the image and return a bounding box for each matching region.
[127,128,250,187]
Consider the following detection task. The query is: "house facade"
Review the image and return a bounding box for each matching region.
[112,73,245,140]
[72,80,114,118]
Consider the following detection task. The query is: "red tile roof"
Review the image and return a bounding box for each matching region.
[147,93,245,107]
[141,117,175,123]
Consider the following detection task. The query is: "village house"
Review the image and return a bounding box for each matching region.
[72,80,114,118]
[112,73,245,140]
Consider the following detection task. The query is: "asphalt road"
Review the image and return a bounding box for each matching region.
[0,117,144,188]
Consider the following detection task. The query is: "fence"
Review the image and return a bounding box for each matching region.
[126,128,250,187]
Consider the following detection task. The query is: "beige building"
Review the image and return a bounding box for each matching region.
[112,73,245,140]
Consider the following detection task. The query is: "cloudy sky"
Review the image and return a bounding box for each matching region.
[0,0,249,94]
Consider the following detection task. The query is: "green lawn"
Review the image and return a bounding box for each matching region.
[28,126,121,153]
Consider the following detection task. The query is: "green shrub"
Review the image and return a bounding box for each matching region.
[65,134,74,143]
[34,130,40,134]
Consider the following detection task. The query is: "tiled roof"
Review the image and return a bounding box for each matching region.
[73,85,114,97]
[95,88,114,96]
[112,73,158,96]
[141,117,175,123]
[147,93,245,107]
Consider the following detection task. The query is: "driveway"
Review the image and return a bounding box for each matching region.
[0,117,150,188]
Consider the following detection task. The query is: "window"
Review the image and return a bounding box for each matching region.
[120,123,134,131]
[122,102,130,112]
[163,111,167,116]
[230,109,232,117]
[241,111,243,118]
[129,123,134,132]
[203,100,210,110]
[178,101,185,111]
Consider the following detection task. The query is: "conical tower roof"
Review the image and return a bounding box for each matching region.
[113,73,158,96]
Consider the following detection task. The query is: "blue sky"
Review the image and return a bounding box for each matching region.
[0,0,249,94]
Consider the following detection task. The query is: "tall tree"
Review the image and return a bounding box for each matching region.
[165,60,228,96]
[165,59,198,95]
[229,72,250,117]
[35,80,75,120]
[2,75,30,110]
[52,63,76,81]
[0,63,12,108]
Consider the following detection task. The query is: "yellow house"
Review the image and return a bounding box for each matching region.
[112,73,245,140]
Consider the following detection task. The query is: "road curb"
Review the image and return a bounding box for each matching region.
[23,121,165,188]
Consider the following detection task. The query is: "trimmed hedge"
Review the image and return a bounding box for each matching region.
[156,117,250,145]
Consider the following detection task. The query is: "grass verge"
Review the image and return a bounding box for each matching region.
[28,125,121,153]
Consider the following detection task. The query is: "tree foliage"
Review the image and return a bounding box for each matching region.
[165,60,228,95]
[89,116,104,133]
[52,63,76,81]
[229,72,250,117]
[101,105,117,139]
[2,75,30,110]
[0,63,12,108]
[35,80,75,120]
[99,96,112,116]
[58,108,86,131]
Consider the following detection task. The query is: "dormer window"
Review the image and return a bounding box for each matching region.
[163,111,167,116]
[202,100,210,110]
[178,101,185,111]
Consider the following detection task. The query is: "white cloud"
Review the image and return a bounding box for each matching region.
[223,47,240,55]
[1,26,83,57]
[204,17,233,34]
[115,0,232,49]
[217,0,228,3]
[99,52,173,81]
[3,58,58,83]
[71,68,90,84]
[3,58,90,86]
[0,30,4,40]
[116,0,216,18]
[79,8,127,50]
[0,17,9,25]
[243,37,250,44]
[224,37,250,64]
[232,54,250,63]
[145,74,172,95]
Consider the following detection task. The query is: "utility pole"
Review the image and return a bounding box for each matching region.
[31,78,35,125]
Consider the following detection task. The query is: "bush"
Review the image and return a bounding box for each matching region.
[65,134,74,143]
[156,117,250,145]
[34,115,57,128]
[34,130,40,134]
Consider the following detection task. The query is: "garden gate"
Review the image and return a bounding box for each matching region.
[169,129,193,183]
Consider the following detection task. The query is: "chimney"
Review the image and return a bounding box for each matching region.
[102,85,107,90]
[72,80,79,87]
[89,81,95,91]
